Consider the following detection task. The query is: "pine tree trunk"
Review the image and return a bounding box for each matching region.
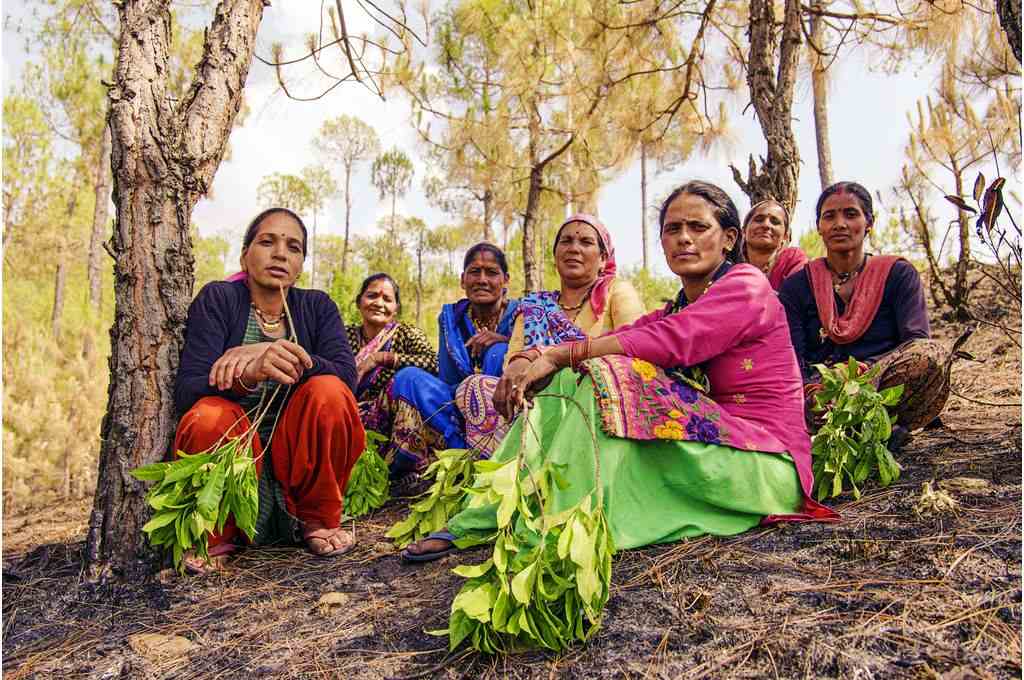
[52,260,67,342]
[52,192,79,342]
[311,210,318,289]
[523,163,544,292]
[416,242,424,327]
[482,189,493,242]
[730,0,802,211]
[343,163,352,272]
[88,122,113,309]
[997,0,1022,64]
[809,4,834,190]
[86,0,265,582]
[640,143,648,270]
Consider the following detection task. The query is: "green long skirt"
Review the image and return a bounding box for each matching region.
[449,370,802,549]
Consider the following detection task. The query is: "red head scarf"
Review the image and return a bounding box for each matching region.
[553,213,617,318]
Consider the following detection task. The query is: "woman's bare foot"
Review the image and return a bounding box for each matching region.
[304,525,356,558]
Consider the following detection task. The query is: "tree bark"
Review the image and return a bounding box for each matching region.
[997,0,1022,65]
[640,143,648,270]
[52,192,79,342]
[809,3,834,190]
[730,0,803,211]
[522,109,574,293]
[416,239,424,327]
[88,122,113,309]
[482,188,493,242]
[343,163,352,272]
[86,0,265,582]
[52,260,67,342]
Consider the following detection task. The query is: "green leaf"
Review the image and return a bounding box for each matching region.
[453,559,494,579]
[131,462,169,482]
[141,511,178,534]
[452,582,495,623]
[511,561,537,605]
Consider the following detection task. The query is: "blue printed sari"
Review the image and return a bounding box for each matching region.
[387,298,519,477]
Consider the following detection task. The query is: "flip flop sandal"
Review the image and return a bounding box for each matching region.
[400,531,457,563]
[184,542,238,575]
[304,527,356,559]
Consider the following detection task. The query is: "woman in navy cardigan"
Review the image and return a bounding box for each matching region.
[174,207,364,573]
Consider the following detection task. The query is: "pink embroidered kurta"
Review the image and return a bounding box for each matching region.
[610,264,836,522]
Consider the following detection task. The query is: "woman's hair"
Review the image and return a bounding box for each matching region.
[658,180,745,263]
[463,242,509,275]
[242,207,309,256]
[356,273,401,313]
[815,181,875,227]
[742,199,792,236]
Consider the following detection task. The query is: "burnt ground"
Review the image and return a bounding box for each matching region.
[3,306,1021,679]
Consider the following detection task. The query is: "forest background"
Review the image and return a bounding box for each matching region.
[1,0,1020,526]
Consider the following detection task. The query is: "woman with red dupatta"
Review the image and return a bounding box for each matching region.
[173,208,365,573]
[779,181,951,449]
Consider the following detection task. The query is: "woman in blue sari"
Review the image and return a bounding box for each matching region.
[388,243,520,487]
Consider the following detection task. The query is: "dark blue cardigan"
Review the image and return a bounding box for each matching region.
[174,280,357,414]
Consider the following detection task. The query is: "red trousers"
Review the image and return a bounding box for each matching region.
[174,375,365,548]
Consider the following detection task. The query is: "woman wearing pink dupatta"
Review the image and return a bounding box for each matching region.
[779,182,950,446]
[742,199,808,290]
[402,181,836,563]
[455,214,644,456]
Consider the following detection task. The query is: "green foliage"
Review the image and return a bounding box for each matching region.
[343,432,391,518]
[257,172,313,212]
[810,359,905,501]
[621,264,678,310]
[386,448,477,548]
[132,438,259,572]
[371,148,415,213]
[441,456,614,653]
[798,229,826,260]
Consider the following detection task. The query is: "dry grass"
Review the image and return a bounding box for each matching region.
[3,297,1020,679]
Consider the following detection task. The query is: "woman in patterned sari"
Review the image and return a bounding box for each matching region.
[346,273,437,438]
[455,214,645,456]
[387,243,520,486]
[402,181,837,562]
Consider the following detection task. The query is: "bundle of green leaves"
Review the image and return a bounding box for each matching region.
[811,358,905,501]
[440,454,614,653]
[131,438,258,572]
[386,447,475,548]
[343,431,390,518]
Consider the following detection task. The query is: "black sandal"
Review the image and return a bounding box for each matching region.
[401,531,457,563]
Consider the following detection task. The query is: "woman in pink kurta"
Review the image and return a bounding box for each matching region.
[743,199,808,290]
[402,181,836,562]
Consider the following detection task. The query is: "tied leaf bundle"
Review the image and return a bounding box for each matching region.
[440,398,614,654]
[443,464,614,653]
[811,358,905,501]
[386,447,475,548]
[343,431,390,518]
[131,439,258,572]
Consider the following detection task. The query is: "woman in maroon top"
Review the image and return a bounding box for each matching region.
[779,182,950,447]
[742,199,807,291]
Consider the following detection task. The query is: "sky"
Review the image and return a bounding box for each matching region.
[3,1,948,279]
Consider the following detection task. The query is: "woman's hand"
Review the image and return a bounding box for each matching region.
[240,339,314,387]
[493,358,533,420]
[465,330,508,359]
[496,354,561,420]
[209,343,271,391]
[356,351,394,382]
